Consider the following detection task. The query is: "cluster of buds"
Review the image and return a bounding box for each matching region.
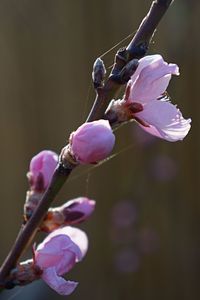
[10,150,95,296]
[20,118,116,295]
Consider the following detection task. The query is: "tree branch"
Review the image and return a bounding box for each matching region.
[0,0,174,285]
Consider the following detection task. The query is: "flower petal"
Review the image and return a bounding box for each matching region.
[41,227,88,260]
[53,227,88,260]
[57,251,76,275]
[42,267,78,296]
[129,55,179,103]
[36,234,74,254]
[135,99,191,142]
[35,228,87,272]
[130,55,163,82]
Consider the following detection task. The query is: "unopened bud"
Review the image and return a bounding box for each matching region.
[92,57,106,89]
[119,59,139,84]
[68,120,115,164]
[41,197,96,232]
[28,150,58,192]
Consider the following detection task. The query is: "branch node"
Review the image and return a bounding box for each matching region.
[128,41,149,59]
[110,58,139,84]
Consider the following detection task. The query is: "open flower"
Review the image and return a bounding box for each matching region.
[28,150,58,192]
[123,54,191,142]
[34,226,88,295]
[69,120,115,164]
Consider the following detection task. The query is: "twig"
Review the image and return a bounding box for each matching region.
[0,0,174,285]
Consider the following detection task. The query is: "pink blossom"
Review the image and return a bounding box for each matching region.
[70,120,115,164]
[124,54,191,142]
[28,150,58,191]
[35,226,88,295]
[61,197,96,224]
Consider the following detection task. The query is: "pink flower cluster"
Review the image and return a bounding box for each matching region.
[123,54,191,141]
[27,151,95,295]
[27,54,191,297]
[68,55,190,168]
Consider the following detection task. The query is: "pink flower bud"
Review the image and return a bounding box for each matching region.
[70,120,115,164]
[62,197,96,223]
[35,226,88,295]
[122,54,191,142]
[28,150,58,192]
[41,197,96,232]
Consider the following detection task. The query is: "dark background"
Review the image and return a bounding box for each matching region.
[0,0,198,299]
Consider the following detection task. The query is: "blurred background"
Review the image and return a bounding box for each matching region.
[0,0,198,299]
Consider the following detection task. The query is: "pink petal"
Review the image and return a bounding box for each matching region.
[42,267,78,296]
[57,251,76,275]
[138,124,164,139]
[35,228,86,272]
[129,55,179,103]
[135,99,191,142]
[36,245,77,274]
[52,227,88,260]
[131,55,163,82]
[36,234,81,259]
[40,227,88,260]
